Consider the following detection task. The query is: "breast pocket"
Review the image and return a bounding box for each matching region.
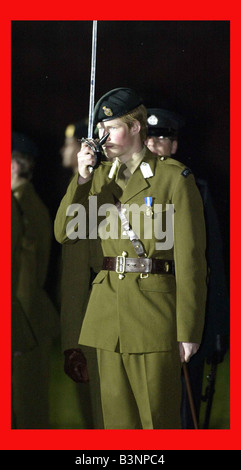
[153,203,174,251]
[127,201,171,242]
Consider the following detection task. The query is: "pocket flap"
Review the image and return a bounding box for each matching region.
[138,274,176,293]
[92,270,108,285]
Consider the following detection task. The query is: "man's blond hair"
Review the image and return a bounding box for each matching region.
[119,104,147,142]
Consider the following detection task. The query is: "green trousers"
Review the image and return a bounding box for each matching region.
[80,345,104,429]
[97,346,182,429]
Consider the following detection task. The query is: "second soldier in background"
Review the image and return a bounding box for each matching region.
[145,108,229,428]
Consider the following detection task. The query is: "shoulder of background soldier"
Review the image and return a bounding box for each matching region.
[14,181,51,224]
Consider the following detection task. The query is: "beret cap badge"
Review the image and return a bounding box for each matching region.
[147,115,158,126]
[102,106,113,117]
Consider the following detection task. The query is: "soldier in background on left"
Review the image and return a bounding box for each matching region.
[60,119,88,175]
[11,131,60,429]
[11,192,38,428]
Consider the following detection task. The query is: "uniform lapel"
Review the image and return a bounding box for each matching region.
[120,148,157,204]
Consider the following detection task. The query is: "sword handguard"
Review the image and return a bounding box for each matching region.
[81,132,110,171]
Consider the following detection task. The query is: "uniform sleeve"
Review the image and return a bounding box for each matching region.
[173,172,207,343]
[54,171,122,244]
[60,241,92,351]
[54,174,92,244]
[11,193,38,352]
[36,209,53,287]
[11,193,23,290]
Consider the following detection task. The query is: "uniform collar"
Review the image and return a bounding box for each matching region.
[118,146,157,204]
[122,146,146,175]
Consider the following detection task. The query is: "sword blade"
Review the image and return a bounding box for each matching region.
[88,20,98,140]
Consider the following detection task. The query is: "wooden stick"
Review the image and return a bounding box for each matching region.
[183,362,199,429]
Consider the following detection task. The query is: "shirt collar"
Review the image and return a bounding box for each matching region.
[117,146,146,176]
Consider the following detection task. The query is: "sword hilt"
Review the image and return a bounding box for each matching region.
[80,132,110,171]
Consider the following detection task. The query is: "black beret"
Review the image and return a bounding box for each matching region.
[65,119,88,140]
[11,131,39,157]
[94,87,143,125]
[147,108,185,137]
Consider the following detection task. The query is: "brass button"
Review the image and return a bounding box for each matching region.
[165,262,170,272]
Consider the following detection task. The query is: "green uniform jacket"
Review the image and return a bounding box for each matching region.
[11,193,37,353]
[54,148,207,354]
[13,182,60,343]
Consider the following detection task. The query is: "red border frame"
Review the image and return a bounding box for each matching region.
[2,2,236,450]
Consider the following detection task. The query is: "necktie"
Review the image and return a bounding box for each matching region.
[115,162,127,190]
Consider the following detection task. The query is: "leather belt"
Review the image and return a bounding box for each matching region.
[102,256,175,275]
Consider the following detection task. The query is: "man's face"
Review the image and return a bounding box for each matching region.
[11,156,20,177]
[145,135,177,157]
[60,137,81,169]
[97,118,136,160]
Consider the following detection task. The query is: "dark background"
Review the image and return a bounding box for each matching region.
[11,20,230,302]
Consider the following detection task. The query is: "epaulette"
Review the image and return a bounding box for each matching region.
[181,167,192,178]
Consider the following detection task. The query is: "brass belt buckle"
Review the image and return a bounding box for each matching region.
[116,251,127,279]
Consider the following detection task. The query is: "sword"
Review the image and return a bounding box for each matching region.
[88,20,98,141]
[81,21,109,172]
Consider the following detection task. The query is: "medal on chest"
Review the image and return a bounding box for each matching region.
[144,196,153,217]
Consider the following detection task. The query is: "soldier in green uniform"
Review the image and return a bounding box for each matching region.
[11,132,60,429]
[54,88,207,429]
[59,121,104,428]
[145,107,229,428]
[11,193,38,428]
[60,119,88,174]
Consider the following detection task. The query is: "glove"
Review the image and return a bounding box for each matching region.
[80,133,109,170]
[179,342,200,363]
[64,348,89,383]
